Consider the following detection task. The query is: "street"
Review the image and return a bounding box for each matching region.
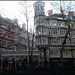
[0,69,75,75]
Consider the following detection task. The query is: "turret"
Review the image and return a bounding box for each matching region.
[34,1,45,17]
[34,1,48,67]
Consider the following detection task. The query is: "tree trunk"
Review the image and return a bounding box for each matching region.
[44,48,47,68]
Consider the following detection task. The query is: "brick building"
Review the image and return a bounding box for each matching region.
[0,15,39,69]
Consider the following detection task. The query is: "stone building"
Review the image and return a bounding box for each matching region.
[34,1,75,68]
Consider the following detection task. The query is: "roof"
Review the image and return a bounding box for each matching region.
[46,14,75,21]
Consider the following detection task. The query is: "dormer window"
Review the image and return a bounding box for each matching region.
[70,16,73,20]
[66,15,69,20]
[66,15,73,20]
[40,6,43,11]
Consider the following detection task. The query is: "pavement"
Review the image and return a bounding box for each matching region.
[0,69,75,75]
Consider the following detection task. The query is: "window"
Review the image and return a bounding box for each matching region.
[2,30,6,35]
[2,23,7,29]
[38,28,41,34]
[14,35,19,40]
[21,45,25,49]
[11,34,14,39]
[36,38,39,43]
[51,29,58,35]
[49,38,51,44]
[54,50,58,55]
[9,42,14,48]
[40,6,43,10]
[60,29,67,35]
[59,22,65,26]
[61,38,64,44]
[70,16,73,20]
[50,50,53,54]
[38,6,39,11]
[40,20,44,24]
[48,30,50,35]
[36,20,40,24]
[71,39,75,45]
[16,45,19,49]
[51,38,59,44]
[63,50,70,55]
[51,50,58,55]
[8,33,11,38]
[39,38,41,44]
[43,38,44,43]
[1,40,7,47]
[66,15,69,20]
[14,29,18,33]
[42,28,45,34]
[8,25,12,30]
[70,30,75,36]
[49,20,57,26]
[66,39,69,44]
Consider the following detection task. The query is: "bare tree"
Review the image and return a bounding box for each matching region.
[0,18,15,69]
[50,0,75,70]
[19,1,34,68]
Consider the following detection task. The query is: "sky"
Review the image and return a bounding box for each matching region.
[0,1,53,28]
[0,1,75,31]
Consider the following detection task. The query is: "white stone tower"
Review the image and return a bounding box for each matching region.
[34,1,48,66]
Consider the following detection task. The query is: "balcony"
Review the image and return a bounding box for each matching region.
[36,33,48,36]
[36,42,48,48]
[59,26,68,29]
[49,34,60,37]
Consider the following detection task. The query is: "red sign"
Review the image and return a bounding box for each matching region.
[48,9,53,15]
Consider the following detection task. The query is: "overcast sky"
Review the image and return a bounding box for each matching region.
[0,1,75,31]
[0,1,53,25]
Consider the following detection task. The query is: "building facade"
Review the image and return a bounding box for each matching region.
[34,1,75,68]
[0,15,39,69]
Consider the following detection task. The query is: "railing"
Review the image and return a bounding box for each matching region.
[36,33,48,36]
[36,43,48,46]
[1,50,39,55]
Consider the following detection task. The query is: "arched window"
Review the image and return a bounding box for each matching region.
[40,6,43,11]
[37,6,39,11]
[2,40,7,47]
